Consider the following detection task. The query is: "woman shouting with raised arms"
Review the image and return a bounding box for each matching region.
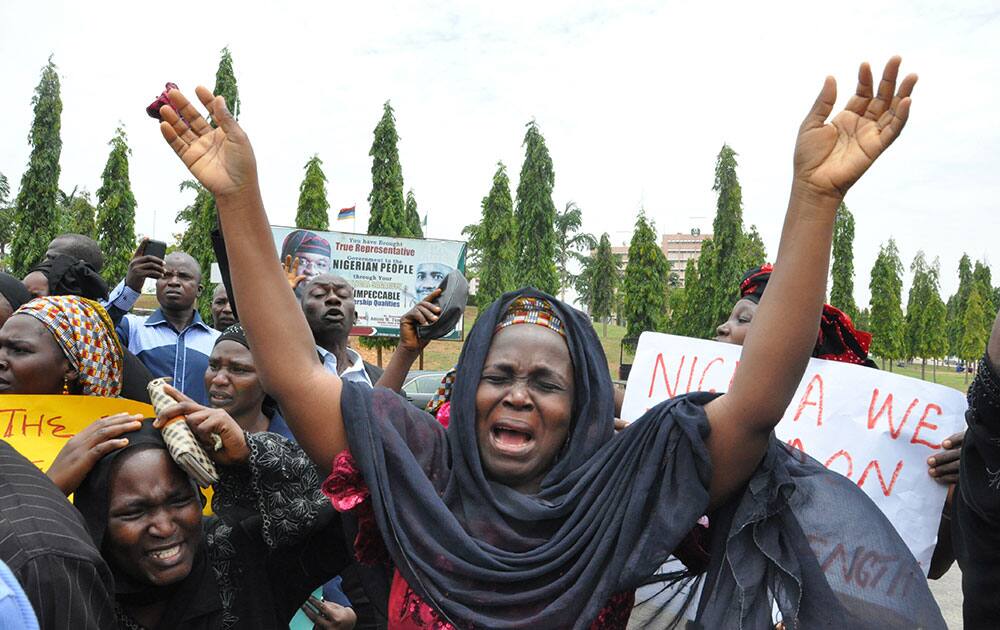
[155,57,943,629]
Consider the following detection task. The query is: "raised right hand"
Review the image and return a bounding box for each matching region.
[125,238,166,291]
[159,86,258,200]
[398,288,442,353]
[283,255,307,290]
[46,413,144,495]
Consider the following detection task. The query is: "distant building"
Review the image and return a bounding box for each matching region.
[611,228,711,287]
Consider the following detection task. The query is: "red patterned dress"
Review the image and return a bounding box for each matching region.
[323,450,635,629]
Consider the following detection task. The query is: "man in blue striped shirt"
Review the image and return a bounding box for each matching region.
[116,251,219,405]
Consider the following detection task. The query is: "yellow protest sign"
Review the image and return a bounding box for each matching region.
[0,395,154,470]
[0,394,216,513]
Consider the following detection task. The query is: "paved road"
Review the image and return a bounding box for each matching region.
[930,567,963,629]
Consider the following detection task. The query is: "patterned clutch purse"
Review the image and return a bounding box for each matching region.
[147,377,220,487]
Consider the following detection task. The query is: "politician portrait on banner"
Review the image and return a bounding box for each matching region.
[271,225,467,339]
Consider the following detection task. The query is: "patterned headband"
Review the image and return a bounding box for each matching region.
[15,295,123,398]
[495,297,567,339]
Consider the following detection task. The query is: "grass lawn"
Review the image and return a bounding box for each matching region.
[356,308,975,398]
[354,306,633,379]
[872,360,972,394]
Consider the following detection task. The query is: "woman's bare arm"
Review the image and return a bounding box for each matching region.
[704,58,917,506]
[158,87,345,471]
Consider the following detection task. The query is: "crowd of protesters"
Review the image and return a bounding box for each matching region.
[0,55,998,629]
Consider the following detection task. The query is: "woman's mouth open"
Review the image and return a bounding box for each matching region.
[489,423,534,456]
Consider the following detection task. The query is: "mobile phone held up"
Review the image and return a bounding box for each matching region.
[142,239,167,261]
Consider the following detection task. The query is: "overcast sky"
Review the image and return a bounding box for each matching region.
[1,0,997,306]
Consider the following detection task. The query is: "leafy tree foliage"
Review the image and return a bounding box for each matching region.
[211,47,240,123]
[868,239,905,370]
[405,190,423,238]
[668,258,700,335]
[95,127,138,285]
[471,162,516,308]
[830,203,859,318]
[367,101,407,237]
[577,232,619,337]
[682,145,756,338]
[904,251,940,378]
[960,285,991,383]
[554,201,596,301]
[513,121,559,294]
[10,59,62,276]
[855,307,871,333]
[925,285,948,383]
[947,254,974,356]
[295,155,330,230]
[57,188,97,238]
[0,173,15,264]
[175,48,241,318]
[363,101,412,359]
[622,212,669,345]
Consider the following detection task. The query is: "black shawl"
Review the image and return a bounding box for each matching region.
[74,420,221,624]
[341,288,946,629]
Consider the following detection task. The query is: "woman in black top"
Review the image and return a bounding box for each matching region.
[48,398,350,629]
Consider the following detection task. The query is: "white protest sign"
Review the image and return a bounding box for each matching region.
[621,332,967,573]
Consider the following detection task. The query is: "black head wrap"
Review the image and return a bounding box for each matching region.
[74,419,209,604]
[0,272,31,312]
[29,253,109,301]
[337,287,944,628]
[215,323,248,348]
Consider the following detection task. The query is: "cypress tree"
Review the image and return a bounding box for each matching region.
[904,251,936,379]
[10,59,62,276]
[668,257,700,336]
[363,101,409,362]
[367,101,407,237]
[830,203,859,318]
[925,280,948,383]
[622,211,670,345]
[554,201,597,302]
[684,145,751,337]
[947,254,974,356]
[579,232,619,337]
[95,127,137,284]
[475,162,516,308]
[973,260,997,316]
[960,286,990,384]
[0,173,14,263]
[59,189,97,239]
[869,239,905,371]
[405,189,423,238]
[176,47,241,318]
[513,121,559,294]
[295,155,330,230]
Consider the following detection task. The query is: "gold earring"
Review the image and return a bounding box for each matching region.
[62,377,69,395]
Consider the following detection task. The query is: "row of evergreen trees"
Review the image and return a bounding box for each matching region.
[0,59,137,284]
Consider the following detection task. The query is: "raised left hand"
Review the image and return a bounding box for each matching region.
[153,385,250,465]
[927,430,965,485]
[794,56,917,201]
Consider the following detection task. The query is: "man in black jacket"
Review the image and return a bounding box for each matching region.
[0,441,116,629]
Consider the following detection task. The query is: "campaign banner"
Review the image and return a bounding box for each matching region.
[271,226,467,340]
[621,332,968,573]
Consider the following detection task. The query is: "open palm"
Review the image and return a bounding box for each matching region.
[159,86,257,198]
[795,57,917,198]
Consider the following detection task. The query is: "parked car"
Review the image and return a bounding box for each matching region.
[401,370,450,411]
